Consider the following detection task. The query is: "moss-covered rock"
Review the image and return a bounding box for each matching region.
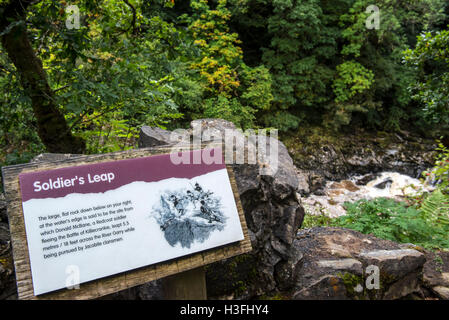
[291,227,428,300]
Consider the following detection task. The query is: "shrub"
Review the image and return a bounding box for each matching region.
[333,197,449,250]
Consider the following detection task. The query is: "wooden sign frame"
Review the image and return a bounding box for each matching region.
[1,144,251,300]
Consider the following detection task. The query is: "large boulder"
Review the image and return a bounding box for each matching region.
[422,250,449,299]
[138,126,173,148]
[291,227,427,300]
[139,119,305,298]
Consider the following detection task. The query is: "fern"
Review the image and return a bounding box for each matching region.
[419,189,449,226]
[333,196,449,250]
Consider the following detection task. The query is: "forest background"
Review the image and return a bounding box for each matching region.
[0,0,448,163]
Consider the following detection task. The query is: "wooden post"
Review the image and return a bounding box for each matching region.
[162,267,207,300]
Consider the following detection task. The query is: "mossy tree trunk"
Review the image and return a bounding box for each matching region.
[0,0,85,153]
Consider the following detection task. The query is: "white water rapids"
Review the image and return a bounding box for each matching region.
[301,171,436,218]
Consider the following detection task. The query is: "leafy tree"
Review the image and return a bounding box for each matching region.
[404,28,449,132]
[260,0,337,130]
[179,0,273,129]
[1,0,449,166]
[0,0,85,153]
[337,0,447,131]
[229,0,447,131]
[0,0,193,158]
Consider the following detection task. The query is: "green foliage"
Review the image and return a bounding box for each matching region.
[335,0,447,131]
[202,96,256,129]
[185,0,243,96]
[231,0,447,131]
[333,197,449,249]
[180,0,273,129]
[1,0,193,158]
[404,28,449,131]
[0,55,45,167]
[260,0,335,129]
[329,60,375,127]
[423,142,449,191]
[302,213,334,229]
[333,61,374,104]
[1,0,449,164]
[419,189,449,225]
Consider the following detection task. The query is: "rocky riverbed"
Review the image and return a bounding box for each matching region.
[284,126,438,217]
[284,127,449,299]
[284,127,436,182]
[301,171,435,217]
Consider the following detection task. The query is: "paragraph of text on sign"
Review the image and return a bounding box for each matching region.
[38,200,136,259]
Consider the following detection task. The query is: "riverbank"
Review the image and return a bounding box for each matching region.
[281,126,436,195]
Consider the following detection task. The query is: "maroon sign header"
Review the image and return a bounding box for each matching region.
[19,148,225,202]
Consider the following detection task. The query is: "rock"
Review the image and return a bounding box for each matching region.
[422,250,449,299]
[0,193,6,223]
[293,275,349,300]
[355,173,381,186]
[0,222,16,300]
[374,178,393,189]
[295,169,310,196]
[316,258,363,273]
[191,118,237,141]
[274,244,304,291]
[309,173,325,195]
[285,128,436,182]
[330,180,359,192]
[432,286,449,299]
[358,249,425,280]
[383,271,422,300]
[138,126,173,148]
[291,227,426,300]
[139,119,305,298]
[0,223,9,249]
[30,153,82,163]
[423,252,449,288]
[301,195,347,217]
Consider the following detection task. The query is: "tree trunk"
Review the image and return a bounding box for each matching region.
[0,1,85,153]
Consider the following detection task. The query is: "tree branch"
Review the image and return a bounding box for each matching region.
[123,0,137,34]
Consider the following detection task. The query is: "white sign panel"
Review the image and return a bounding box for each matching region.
[18,148,244,295]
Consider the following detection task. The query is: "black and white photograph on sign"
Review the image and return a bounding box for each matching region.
[153,182,227,249]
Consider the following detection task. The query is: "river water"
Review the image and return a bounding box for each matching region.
[301,171,435,217]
